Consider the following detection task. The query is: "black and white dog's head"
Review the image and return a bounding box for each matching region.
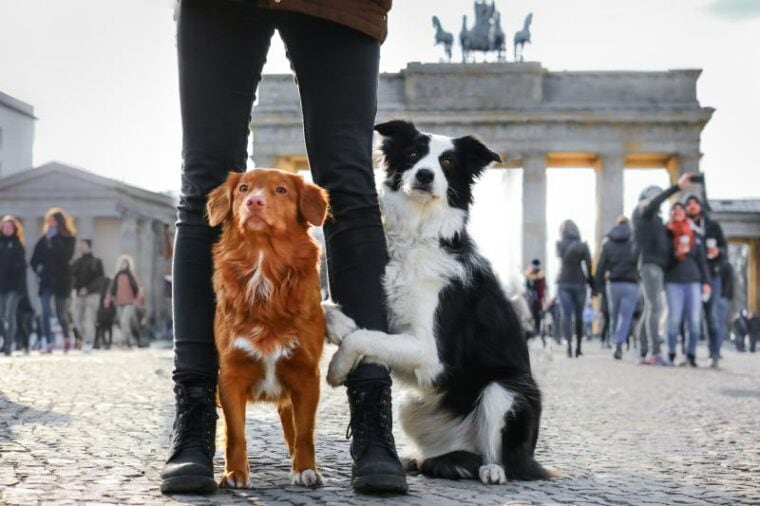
[374,120,501,212]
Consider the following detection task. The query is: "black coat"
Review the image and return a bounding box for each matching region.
[556,221,592,286]
[71,253,105,295]
[632,184,679,270]
[594,222,639,292]
[0,236,27,294]
[30,234,76,296]
[691,214,727,277]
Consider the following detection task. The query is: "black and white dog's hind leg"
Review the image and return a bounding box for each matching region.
[500,381,551,481]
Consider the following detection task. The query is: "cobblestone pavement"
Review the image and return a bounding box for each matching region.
[1,340,759,505]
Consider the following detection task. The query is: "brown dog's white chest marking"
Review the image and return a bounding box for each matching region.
[246,251,272,303]
[230,337,299,399]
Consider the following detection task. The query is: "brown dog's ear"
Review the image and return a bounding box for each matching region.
[206,172,242,227]
[299,182,329,227]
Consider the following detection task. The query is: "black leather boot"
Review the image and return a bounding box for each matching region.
[160,381,218,494]
[346,380,408,494]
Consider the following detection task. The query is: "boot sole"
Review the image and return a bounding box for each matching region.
[352,474,409,495]
[160,475,217,495]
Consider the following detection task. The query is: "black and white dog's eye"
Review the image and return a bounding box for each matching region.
[441,158,453,169]
[407,152,419,163]
[239,184,249,193]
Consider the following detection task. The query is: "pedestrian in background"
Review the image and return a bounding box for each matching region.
[556,219,593,358]
[30,208,76,353]
[525,258,546,339]
[664,202,711,367]
[71,239,105,352]
[95,276,115,349]
[594,215,640,360]
[685,194,728,368]
[717,258,734,349]
[631,174,695,365]
[0,215,27,356]
[105,255,142,348]
[14,294,34,354]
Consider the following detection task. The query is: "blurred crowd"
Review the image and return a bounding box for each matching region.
[524,173,758,367]
[0,208,146,355]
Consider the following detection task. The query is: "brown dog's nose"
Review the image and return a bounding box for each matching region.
[246,194,266,208]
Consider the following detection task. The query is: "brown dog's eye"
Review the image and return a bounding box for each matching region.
[239,184,249,193]
[275,186,288,195]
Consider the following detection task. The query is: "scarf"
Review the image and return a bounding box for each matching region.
[667,218,695,261]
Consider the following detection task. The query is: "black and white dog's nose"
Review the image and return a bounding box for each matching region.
[415,169,434,184]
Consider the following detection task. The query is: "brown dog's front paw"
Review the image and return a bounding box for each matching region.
[220,469,251,489]
[290,468,322,488]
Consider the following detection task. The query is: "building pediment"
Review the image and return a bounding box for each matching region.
[0,163,119,199]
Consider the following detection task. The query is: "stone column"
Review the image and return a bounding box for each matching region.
[137,219,155,317]
[22,214,41,312]
[119,213,139,262]
[522,153,547,268]
[76,216,95,246]
[596,153,625,255]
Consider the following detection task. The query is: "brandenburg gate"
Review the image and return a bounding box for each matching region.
[251,62,713,266]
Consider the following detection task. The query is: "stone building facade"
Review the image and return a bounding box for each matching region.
[252,62,713,265]
[0,162,176,332]
[0,91,35,178]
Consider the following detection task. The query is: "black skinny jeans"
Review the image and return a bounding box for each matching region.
[173,0,388,383]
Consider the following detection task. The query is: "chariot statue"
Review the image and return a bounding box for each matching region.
[458,1,505,62]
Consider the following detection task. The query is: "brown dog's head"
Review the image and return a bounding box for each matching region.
[206,169,328,235]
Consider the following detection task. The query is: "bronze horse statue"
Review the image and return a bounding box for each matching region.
[514,13,533,62]
[432,15,453,61]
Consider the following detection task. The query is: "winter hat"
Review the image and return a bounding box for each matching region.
[682,193,702,206]
[638,185,662,202]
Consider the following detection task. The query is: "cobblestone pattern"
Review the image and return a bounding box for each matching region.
[1,341,759,505]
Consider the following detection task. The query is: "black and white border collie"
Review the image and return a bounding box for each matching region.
[324,120,550,484]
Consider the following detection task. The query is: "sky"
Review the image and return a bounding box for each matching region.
[1,0,759,284]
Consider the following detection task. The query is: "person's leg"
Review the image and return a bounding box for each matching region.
[615,284,639,347]
[716,296,728,357]
[639,264,664,358]
[5,293,20,355]
[0,293,9,354]
[572,284,586,356]
[707,274,722,360]
[278,14,407,494]
[84,294,99,348]
[281,14,415,491]
[40,291,53,350]
[665,283,685,360]
[163,0,276,495]
[608,283,622,345]
[54,295,70,345]
[172,0,275,383]
[74,295,86,346]
[557,285,574,355]
[685,283,702,361]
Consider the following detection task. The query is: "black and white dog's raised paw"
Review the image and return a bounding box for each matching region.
[321,301,359,345]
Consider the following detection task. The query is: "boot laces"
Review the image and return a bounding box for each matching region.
[170,383,217,457]
[346,383,395,458]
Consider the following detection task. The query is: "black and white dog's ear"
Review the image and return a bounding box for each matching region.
[374,120,419,140]
[454,135,501,177]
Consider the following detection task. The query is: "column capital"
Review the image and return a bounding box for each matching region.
[520,152,548,168]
